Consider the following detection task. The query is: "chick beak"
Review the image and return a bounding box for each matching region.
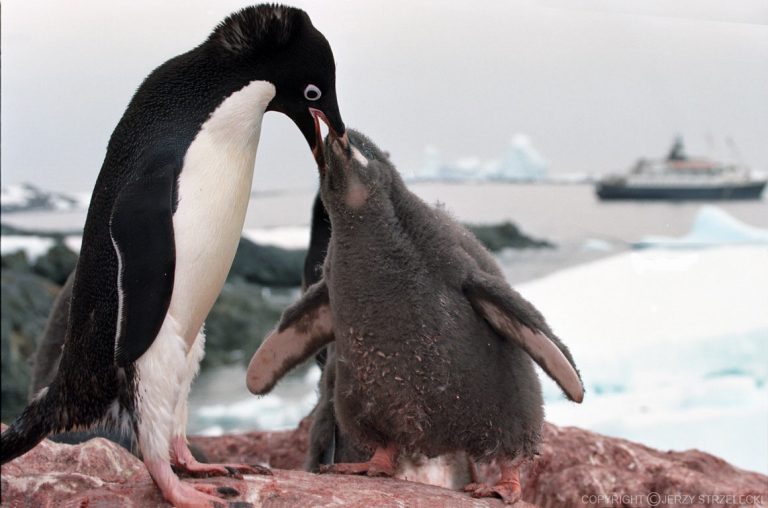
[310,108,349,171]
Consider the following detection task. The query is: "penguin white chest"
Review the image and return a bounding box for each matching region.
[168,80,276,343]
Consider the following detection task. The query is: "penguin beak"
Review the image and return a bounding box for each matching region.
[310,108,349,172]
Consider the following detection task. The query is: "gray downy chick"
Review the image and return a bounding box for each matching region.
[247,129,584,504]
[302,173,476,490]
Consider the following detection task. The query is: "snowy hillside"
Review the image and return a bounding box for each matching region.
[0,183,89,213]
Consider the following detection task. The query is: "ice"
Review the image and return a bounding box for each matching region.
[243,226,310,250]
[0,235,55,261]
[515,246,768,473]
[636,205,768,248]
[581,238,614,252]
[408,133,549,182]
[514,246,767,347]
[491,133,548,181]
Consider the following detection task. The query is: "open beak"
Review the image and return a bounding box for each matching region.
[310,108,349,172]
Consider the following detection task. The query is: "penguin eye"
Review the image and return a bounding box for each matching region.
[304,84,322,101]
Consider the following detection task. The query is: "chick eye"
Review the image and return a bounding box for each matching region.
[304,84,322,101]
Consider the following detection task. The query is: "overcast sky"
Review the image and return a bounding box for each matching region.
[2,0,767,193]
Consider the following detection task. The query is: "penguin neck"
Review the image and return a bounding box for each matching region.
[168,79,276,344]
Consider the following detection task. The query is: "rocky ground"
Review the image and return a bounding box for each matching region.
[1,420,765,507]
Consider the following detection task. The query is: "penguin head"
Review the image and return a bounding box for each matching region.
[208,5,347,170]
[320,129,396,212]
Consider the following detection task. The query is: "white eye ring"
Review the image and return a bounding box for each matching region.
[304,84,322,101]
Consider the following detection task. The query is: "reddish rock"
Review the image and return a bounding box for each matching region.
[189,416,312,470]
[525,424,767,508]
[2,422,766,507]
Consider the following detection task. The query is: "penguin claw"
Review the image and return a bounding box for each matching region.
[319,461,394,477]
[174,462,270,479]
[464,481,522,505]
[190,482,239,497]
[163,481,233,508]
[226,463,272,476]
[216,486,240,497]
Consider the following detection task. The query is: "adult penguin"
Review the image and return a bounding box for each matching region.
[1,5,348,507]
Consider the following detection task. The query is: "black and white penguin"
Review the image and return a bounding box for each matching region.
[247,130,584,504]
[1,5,347,507]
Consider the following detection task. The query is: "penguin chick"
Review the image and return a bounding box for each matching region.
[1,5,347,507]
[247,129,584,504]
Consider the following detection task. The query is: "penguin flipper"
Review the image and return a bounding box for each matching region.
[247,280,334,394]
[110,161,177,367]
[463,271,584,403]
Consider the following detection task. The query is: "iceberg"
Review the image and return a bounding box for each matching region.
[407,133,549,182]
[635,206,768,248]
[490,133,548,181]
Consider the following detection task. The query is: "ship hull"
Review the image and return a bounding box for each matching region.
[596,181,766,201]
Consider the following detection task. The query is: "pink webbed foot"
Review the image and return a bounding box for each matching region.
[146,459,240,508]
[319,443,397,477]
[464,459,523,505]
[171,436,271,478]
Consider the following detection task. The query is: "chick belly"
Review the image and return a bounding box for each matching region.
[332,320,545,461]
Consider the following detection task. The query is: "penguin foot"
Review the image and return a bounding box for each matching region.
[171,481,230,508]
[464,459,523,505]
[319,443,397,477]
[189,482,240,497]
[319,461,392,476]
[174,461,271,479]
[464,481,522,505]
[146,458,238,508]
[172,436,272,478]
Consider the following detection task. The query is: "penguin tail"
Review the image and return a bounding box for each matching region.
[1,387,59,464]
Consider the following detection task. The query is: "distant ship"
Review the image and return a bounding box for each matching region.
[596,138,766,201]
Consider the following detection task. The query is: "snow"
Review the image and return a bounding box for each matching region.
[514,246,768,473]
[70,192,92,209]
[243,226,310,250]
[1,183,84,213]
[0,184,37,207]
[64,236,83,253]
[636,206,768,248]
[0,236,56,261]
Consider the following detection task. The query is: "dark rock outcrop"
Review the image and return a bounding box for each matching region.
[31,241,79,286]
[201,280,288,368]
[467,222,553,251]
[0,275,289,423]
[0,271,59,421]
[229,237,307,287]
